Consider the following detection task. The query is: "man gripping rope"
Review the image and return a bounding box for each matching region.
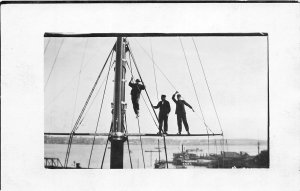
[172,91,194,135]
[129,77,145,117]
[153,94,171,135]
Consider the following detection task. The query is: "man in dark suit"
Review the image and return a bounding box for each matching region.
[129,77,145,117]
[153,95,171,135]
[172,91,194,135]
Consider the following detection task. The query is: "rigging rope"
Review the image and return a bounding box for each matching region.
[70,39,89,134]
[45,38,65,89]
[150,38,159,102]
[100,123,113,169]
[179,37,211,154]
[64,46,115,167]
[124,115,133,169]
[192,37,224,135]
[137,118,146,168]
[126,59,159,128]
[45,49,103,108]
[163,135,169,168]
[192,37,226,155]
[133,39,177,91]
[75,62,114,126]
[179,37,207,127]
[128,41,168,168]
[44,38,51,54]
[87,53,114,168]
[127,43,159,123]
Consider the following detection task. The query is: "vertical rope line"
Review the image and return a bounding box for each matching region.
[163,136,169,168]
[45,38,65,89]
[87,53,114,168]
[150,38,159,102]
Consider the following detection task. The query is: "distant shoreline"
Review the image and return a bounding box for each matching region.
[44,136,267,146]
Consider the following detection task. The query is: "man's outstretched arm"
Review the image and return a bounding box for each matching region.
[153,101,161,109]
[183,101,194,112]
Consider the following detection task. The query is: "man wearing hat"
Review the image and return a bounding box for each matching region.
[153,94,171,135]
[129,77,145,117]
[172,91,194,135]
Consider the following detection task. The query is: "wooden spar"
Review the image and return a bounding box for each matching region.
[109,37,127,169]
[44,132,223,137]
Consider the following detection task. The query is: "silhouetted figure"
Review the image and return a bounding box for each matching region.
[172,91,194,135]
[153,95,171,135]
[129,77,145,117]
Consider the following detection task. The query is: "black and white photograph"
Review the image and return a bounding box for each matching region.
[44,34,269,169]
[2,3,300,191]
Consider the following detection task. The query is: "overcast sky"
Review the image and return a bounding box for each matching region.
[44,36,268,140]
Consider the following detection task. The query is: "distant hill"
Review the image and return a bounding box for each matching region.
[44,136,267,146]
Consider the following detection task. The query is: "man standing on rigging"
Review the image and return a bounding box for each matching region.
[153,94,171,135]
[129,77,145,117]
[172,91,194,135]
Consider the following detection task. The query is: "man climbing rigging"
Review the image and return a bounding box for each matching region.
[172,91,194,135]
[129,77,145,117]
[153,94,171,135]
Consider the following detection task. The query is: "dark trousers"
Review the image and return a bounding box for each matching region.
[158,115,168,133]
[131,97,140,114]
[177,114,189,133]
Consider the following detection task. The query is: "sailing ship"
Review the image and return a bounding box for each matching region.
[44,33,264,169]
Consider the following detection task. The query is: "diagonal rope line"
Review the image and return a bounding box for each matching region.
[127,47,159,130]
[75,62,114,126]
[124,115,133,169]
[88,54,114,168]
[44,38,51,54]
[128,40,168,168]
[127,44,159,122]
[133,39,177,91]
[64,45,115,167]
[179,37,211,154]
[100,123,113,169]
[192,37,224,135]
[45,38,65,89]
[70,39,89,132]
[137,118,146,169]
[45,44,99,108]
[179,37,207,126]
[126,56,158,128]
[150,38,159,102]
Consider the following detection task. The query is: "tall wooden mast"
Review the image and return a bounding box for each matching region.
[110,37,127,169]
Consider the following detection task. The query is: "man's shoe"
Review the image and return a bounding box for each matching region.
[177,132,181,135]
[187,131,191,135]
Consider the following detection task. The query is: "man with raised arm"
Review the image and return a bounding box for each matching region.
[129,77,145,117]
[153,94,171,135]
[172,91,194,135]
